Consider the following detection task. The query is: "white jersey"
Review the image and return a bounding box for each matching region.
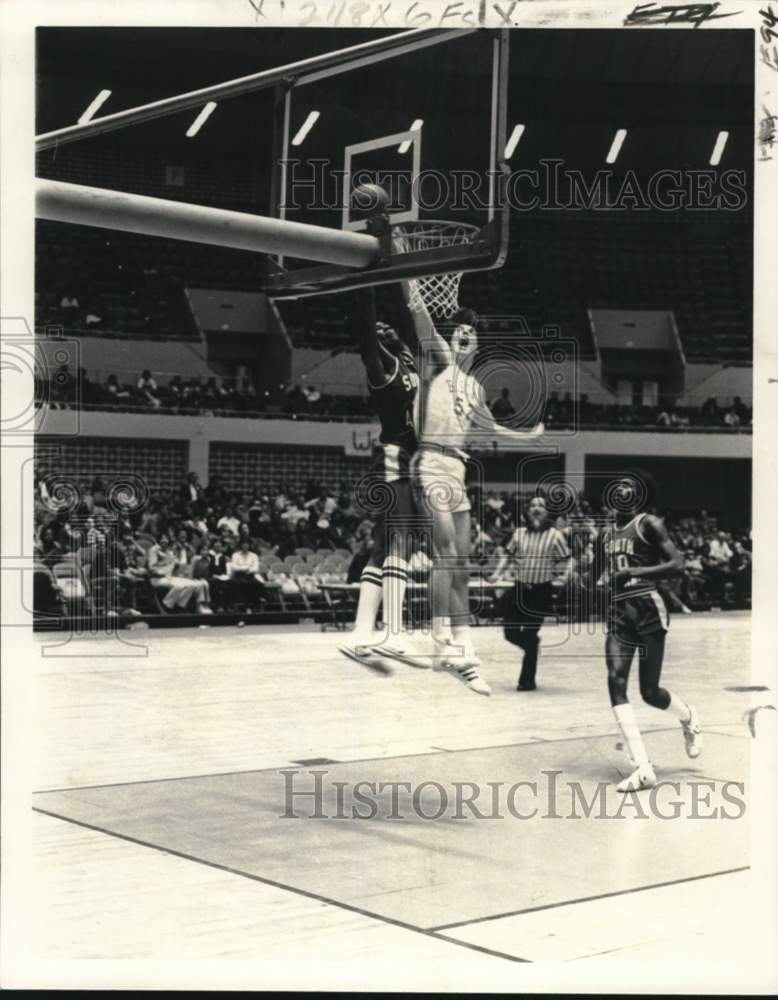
[418,362,485,456]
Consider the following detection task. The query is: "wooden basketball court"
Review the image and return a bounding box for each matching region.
[28,611,761,986]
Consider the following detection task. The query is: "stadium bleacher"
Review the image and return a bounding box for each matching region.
[36,208,752,363]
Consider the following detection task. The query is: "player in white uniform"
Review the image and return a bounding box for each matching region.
[407,296,545,694]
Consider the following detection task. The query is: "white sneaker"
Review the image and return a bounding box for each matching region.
[681,705,703,758]
[370,640,431,669]
[434,640,491,696]
[432,637,456,671]
[616,762,656,793]
[339,636,392,674]
[339,636,375,659]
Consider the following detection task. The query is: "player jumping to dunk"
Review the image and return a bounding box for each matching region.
[598,469,703,792]
[407,292,545,694]
[340,286,420,666]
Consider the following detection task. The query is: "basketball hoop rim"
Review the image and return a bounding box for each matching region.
[392,219,480,242]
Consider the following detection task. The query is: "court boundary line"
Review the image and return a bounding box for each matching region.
[32,806,531,965]
[33,723,738,795]
[428,865,750,932]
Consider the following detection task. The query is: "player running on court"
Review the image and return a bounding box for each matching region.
[340,286,420,666]
[598,469,703,792]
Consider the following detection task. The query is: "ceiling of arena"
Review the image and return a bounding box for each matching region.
[36,28,754,166]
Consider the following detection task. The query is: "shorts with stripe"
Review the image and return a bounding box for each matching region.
[372,443,412,484]
[364,444,415,518]
[606,590,669,642]
[411,448,470,515]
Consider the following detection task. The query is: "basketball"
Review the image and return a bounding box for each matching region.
[351,182,390,215]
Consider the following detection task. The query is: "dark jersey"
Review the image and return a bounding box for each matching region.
[368,348,418,453]
[601,513,661,600]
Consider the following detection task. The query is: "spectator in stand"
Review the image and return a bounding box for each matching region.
[240,375,257,403]
[179,472,205,513]
[105,374,131,402]
[200,377,219,412]
[701,397,720,426]
[34,466,52,506]
[280,495,309,531]
[85,530,117,616]
[86,528,142,618]
[305,487,337,522]
[38,526,65,567]
[246,495,265,535]
[205,473,231,510]
[709,530,733,566]
[216,505,241,538]
[148,533,212,613]
[167,375,184,405]
[137,370,161,409]
[227,539,265,610]
[207,538,231,611]
[706,530,733,599]
[182,504,212,537]
[122,549,149,613]
[681,547,709,606]
[171,528,195,574]
[723,406,741,429]
[732,396,750,425]
[119,528,146,563]
[137,498,164,539]
[50,511,80,553]
[217,378,236,409]
[729,541,751,606]
[302,383,321,405]
[490,388,516,423]
[181,377,202,409]
[81,515,106,549]
[353,515,373,551]
[285,385,308,414]
[656,407,670,427]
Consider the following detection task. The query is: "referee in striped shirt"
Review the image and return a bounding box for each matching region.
[496,496,572,690]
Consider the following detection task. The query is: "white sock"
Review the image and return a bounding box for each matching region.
[665,692,692,723]
[451,623,472,655]
[354,567,382,637]
[613,703,650,767]
[382,556,409,640]
[432,616,452,644]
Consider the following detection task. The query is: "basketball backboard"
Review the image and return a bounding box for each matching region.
[263,29,510,301]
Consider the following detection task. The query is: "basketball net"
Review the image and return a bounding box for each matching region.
[393,221,478,320]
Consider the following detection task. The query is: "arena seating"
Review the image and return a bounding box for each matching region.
[32,468,752,630]
[36,208,751,363]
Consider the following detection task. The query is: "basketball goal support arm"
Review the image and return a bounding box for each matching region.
[35,28,477,152]
[348,288,391,386]
[35,179,380,268]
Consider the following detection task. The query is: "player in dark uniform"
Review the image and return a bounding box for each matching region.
[340,286,420,665]
[598,469,702,792]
